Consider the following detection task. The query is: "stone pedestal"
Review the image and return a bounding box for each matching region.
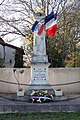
[17,90,25,97]
[26,62,54,94]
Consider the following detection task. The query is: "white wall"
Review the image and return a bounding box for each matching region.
[49,68,80,94]
[5,46,15,67]
[0,45,16,67]
[0,68,80,94]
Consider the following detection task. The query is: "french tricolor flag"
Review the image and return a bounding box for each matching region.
[32,12,58,37]
[45,13,58,37]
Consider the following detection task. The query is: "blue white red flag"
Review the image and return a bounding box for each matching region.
[31,12,58,36]
[45,12,57,24]
[45,12,58,36]
[31,20,44,34]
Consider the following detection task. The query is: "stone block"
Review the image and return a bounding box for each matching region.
[17,90,25,97]
[54,89,63,96]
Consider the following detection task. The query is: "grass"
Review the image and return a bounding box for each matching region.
[0,112,80,120]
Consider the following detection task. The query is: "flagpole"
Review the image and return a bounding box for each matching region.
[45,0,48,55]
[56,0,62,13]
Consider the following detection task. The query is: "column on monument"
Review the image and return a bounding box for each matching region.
[33,28,46,55]
[32,13,48,63]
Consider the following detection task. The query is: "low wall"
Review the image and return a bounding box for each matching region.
[0,68,80,94]
[49,68,80,94]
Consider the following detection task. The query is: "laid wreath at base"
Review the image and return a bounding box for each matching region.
[29,90,53,103]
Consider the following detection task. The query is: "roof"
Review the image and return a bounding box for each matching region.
[0,37,5,43]
[0,38,24,54]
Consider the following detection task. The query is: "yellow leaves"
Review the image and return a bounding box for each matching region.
[58,49,62,54]
[29,15,34,23]
[23,35,32,46]
[35,7,44,14]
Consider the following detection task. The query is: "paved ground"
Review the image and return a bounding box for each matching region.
[0,94,80,113]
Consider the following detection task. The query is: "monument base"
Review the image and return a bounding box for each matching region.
[25,63,54,95]
[25,84,55,95]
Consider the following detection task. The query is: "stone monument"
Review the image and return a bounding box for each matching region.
[27,13,54,93]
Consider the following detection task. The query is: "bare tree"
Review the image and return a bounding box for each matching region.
[0,0,70,41]
[0,0,5,5]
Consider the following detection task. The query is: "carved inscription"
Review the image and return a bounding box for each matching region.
[33,68,47,81]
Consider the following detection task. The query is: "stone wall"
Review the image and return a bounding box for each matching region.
[0,68,80,94]
[49,68,80,94]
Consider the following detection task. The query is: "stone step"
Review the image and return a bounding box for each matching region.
[0,94,80,113]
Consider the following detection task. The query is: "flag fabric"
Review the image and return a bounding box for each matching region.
[31,20,38,32]
[31,12,58,37]
[46,24,58,36]
[38,24,45,35]
[45,12,57,24]
[31,20,44,34]
[38,12,58,36]
[45,12,58,36]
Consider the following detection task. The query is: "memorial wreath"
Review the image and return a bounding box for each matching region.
[29,90,53,103]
